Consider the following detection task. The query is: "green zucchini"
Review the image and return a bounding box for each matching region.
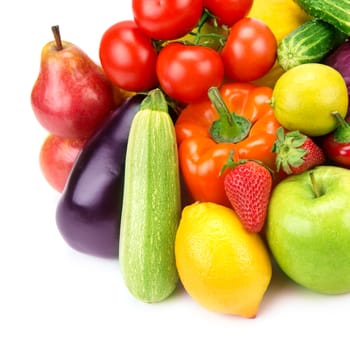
[294,0,350,35]
[119,89,181,303]
[278,19,347,70]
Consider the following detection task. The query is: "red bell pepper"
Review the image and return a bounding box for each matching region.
[175,82,281,207]
[322,112,350,168]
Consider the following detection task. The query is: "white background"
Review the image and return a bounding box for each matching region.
[1,1,349,349]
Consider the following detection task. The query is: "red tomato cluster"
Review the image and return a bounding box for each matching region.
[99,0,277,104]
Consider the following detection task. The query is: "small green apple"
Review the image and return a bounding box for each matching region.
[266,165,350,294]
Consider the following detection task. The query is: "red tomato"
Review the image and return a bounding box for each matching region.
[221,18,277,82]
[203,0,253,26]
[99,20,158,92]
[39,134,86,192]
[156,43,224,104]
[132,0,203,40]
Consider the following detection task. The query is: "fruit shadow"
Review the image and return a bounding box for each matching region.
[261,253,302,308]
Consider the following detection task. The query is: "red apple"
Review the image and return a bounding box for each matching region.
[31,26,115,138]
[39,134,86,192]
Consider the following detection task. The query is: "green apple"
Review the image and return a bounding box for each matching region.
[266,165,350,294]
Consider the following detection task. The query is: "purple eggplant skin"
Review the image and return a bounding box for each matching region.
[323,40,350,116]
[55,94,144,258]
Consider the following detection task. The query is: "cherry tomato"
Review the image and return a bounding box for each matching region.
[156,43,224,104]
[99,20,158,92]
[221,18,277,82]
[132,0,203,40]
[203,0,253,27]
[39,134,86,192]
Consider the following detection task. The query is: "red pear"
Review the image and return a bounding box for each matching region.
[31,25,115,138]
[39,134,86,193]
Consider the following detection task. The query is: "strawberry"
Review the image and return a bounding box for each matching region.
[223,156,272,233]
[272,127,325,175]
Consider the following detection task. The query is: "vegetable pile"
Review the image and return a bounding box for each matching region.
[31,0,350,318]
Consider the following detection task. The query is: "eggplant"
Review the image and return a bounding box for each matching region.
[323,40,350,116]
[55,94,144,258]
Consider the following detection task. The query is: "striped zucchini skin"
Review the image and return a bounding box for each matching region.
[294,0,350,35]
[278,19,347,70]
[119,89,181,303]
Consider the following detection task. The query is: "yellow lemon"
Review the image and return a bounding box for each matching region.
[272,63,349,136]
[175,202,272,318]
[248,0,310,87]
[248,0,310,44]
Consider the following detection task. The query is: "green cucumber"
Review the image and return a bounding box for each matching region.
[294,0,350,35]
[278,19,347,70]
[119,89,181,303]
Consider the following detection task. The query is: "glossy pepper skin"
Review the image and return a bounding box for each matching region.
[174,82,281,207]
[322,113,350,168]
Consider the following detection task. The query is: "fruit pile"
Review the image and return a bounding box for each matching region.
[31,0,350,318]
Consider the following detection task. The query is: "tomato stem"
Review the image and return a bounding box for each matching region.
[197,8,212,30]
[208,87,251,143]
[192,32,227,48]
[51,25,63,51]
[190,8,228,49]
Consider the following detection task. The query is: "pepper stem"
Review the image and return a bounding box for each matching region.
[208,87,251,143]
[332,111,350,143]
[333,111,349,128]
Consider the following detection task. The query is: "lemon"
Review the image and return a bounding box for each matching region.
[272,63,349,136]
[248,0,310,44]
[249,0,310,87]
[174,202,272,318]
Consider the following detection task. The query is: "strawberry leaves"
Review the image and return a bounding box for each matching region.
[272,127,325,175]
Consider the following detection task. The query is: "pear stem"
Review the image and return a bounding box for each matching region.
[51,25,63,51]
[309,171,321,198]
